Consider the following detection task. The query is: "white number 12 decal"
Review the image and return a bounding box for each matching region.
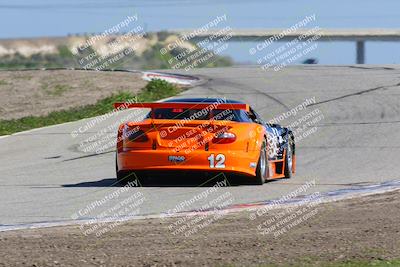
[208,153,226,168]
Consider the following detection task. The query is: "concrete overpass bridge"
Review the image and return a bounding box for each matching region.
[171,29,400,64]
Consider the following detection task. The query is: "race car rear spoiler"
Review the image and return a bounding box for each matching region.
[113,102,250,112]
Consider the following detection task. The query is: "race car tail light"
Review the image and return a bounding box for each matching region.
[127,129,148,142]
[117,125,124,153]
[212,132,236,144]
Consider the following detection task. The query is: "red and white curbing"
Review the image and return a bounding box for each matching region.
[1,180,400,232]
[142,71,200,86]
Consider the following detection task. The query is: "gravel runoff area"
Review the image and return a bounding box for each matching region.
[0,69,146,120]
[0,189,399,266]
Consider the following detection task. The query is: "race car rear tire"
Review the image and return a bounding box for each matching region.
[284,142,294,178]
[116,155,137,184]
[254,140,268,185]
[116,170,129,184]
[116,156,127,184]
[117,169,143,185]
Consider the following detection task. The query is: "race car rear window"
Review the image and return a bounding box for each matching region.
[148,108,251,122]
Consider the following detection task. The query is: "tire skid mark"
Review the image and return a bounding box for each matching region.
[202,77,290,111]
[308,83,400,107]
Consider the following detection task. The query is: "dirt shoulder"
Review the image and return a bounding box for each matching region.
[0,70,146,120]
[0,190,399,267]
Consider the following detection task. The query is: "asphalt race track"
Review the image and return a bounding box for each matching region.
[1,65,400,226]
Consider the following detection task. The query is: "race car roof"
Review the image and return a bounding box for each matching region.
[163,98,244,104]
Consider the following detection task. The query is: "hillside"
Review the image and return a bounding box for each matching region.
[0,33,233,70]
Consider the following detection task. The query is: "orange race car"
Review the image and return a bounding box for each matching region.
[115,98,295,185]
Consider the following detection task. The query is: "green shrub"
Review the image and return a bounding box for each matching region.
[140,79,178,101]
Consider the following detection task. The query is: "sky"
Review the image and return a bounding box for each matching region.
[1,0,400,64]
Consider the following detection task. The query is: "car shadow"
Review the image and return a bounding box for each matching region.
[61,172,268,187]
[62,178,118,187]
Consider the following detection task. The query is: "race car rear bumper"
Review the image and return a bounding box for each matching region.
[117,149,259,177]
